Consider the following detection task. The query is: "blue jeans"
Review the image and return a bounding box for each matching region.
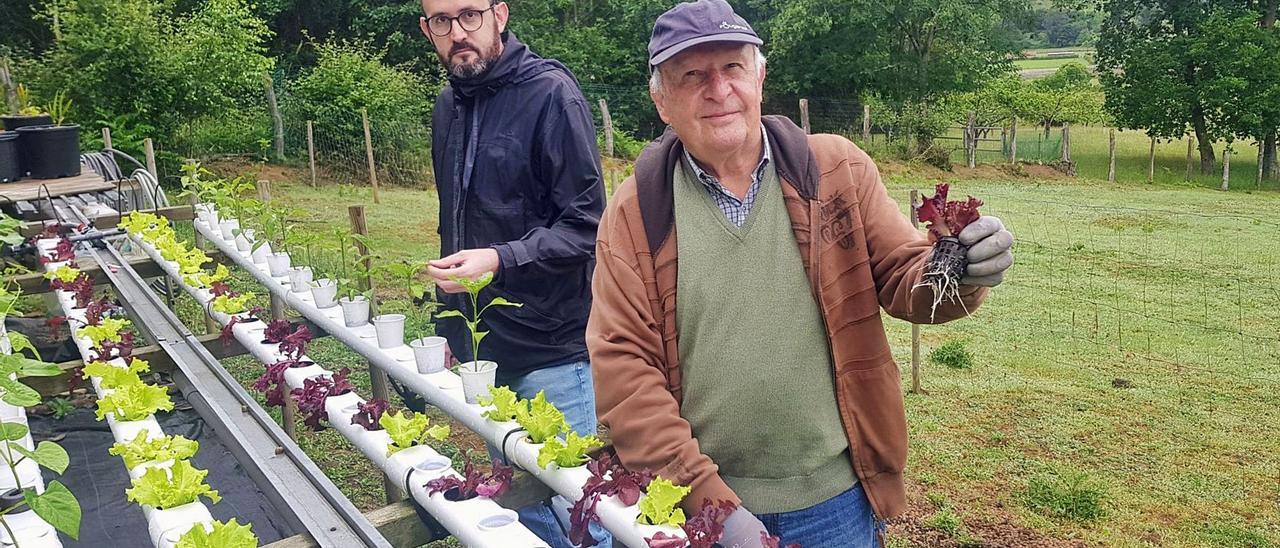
[757,483,880,548]
[490,360,613,548]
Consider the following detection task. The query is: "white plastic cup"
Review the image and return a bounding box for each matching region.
[411,337,448,374]
[339,297,370,327]
[267,253,291,277]
[311,279,338,309]
[458,361,497,404]
[372,314,407,348]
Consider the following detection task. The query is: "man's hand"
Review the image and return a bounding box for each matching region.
[718,507,769,548]
[427,249,501,293]
[958,216,1014,287]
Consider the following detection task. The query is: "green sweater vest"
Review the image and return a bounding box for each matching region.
[673,158,856,514]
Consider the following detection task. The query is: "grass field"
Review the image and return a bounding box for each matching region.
[189,154,1280,547]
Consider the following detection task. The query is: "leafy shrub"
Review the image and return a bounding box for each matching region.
[929,340,975,369]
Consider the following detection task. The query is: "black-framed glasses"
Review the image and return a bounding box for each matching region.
[426,7,494,36]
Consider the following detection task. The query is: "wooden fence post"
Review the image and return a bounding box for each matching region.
[598,99,614,158]
[909,190,923,395]
[1009,117,1018,163]
[101,128,113,152]
[306,120,317,188]
[144,138,158,180]
[1108,128,1117,183]
[1185,137,1194,181]
[799,98,810,134]
[1148,135,1157,184]
[264,75,285,162]
[1060,123,1072,163]
[361,109,381,204]
[1257,140,1265,188]
[862,104,871,144]
[1221,144,1231,191]
[349,205,403,503]
[966,111,977,169]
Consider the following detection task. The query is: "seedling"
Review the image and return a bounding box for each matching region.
[435,272,520,365]
[913,183,983,320]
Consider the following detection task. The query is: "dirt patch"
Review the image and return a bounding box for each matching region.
[887,480,1089,548]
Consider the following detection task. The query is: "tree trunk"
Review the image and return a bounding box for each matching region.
[1191,104,1216,174]
[1264,0,1278,28]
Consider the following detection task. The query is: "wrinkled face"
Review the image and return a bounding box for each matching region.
[651,43,765,162]
[420,0,508,79]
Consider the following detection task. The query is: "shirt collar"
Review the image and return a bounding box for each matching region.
[682,126,771,191]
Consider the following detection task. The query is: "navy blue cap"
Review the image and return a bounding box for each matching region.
[648,0,762,67]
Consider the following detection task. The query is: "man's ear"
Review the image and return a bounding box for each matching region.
[418,16,432,39]
[651,83,671,125]
[495,2,510,33]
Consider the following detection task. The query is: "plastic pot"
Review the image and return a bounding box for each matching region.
[15,124,80,179]
[458,361,497,404]
[410,337,448,374]
[339,296,370,327]
[372,314,406,349]
[251,241,273,264]
[0,115,52,132]
[235,228,255,252]
[287,266,313,293]
[310,279,338,309]
[266,252,291,277]
[0,132,20,183]
[218,218,240,240]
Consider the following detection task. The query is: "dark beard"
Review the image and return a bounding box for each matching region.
[443,38,501,80]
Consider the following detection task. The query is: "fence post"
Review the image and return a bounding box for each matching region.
[1256,140,1265,188]
[1148,135,1157,184]
[598,99,614,158]
[306,120,317,188]
[862,104,871,144]
[1009,117,1018,163]
[361,109,382,205]
[1185,137,1194,181]
[348,205,402,503]
[1108,128,1117,183]
[909,190,923,395]
[966,111,977,169]
[1060,123,1072,163]
[1221,144,1231,191]
[0,57,15,115]
[799,98,810,134]
[101,128,113,152]
[264,75,285,162]
[144,138,158,180]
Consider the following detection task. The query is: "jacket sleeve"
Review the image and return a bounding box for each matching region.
[587,202,741,513]
[490,95,605,281]
[849,144,988,323]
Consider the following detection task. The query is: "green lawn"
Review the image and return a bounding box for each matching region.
[1013,57,1087,71]
[193,160,1280,547]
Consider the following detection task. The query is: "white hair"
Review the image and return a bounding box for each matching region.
[649,45,766,95]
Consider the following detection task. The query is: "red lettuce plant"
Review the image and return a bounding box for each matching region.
[289,368,354,430]
[351,399,389,431]
[252,360,295,407]
[277,325,313,361]
[84,297,117,325]
[50,271,94,309]
[425,458,513,501]
[41,238,75,264]
[263,320,294,344]
[644,499,802,548]
[570,451,655,547]
[913,183,983,319]
[92,331,136,362]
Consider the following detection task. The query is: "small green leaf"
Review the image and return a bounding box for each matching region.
[434,310,465,320]
[637,477,691,527]
[6,331,41,361]
[25,481,81,539]
[0,422,29,441]
[13,441,70,474]
[176,518,258,548]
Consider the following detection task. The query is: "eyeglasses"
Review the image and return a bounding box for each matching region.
[426,7,494,36]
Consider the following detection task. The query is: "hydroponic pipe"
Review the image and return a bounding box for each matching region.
[0,325,63,548]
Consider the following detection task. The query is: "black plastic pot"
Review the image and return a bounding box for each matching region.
[16,124,81,180]
[0,487,30,514]
[1,114,52,132]
[0,131,19,183]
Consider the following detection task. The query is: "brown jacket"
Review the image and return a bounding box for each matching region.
[587,116,986,519]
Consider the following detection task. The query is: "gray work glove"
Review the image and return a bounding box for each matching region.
[718,507,768,548]
[958,216,1014,287]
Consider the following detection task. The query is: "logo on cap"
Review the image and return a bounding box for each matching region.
[720,21,749,31]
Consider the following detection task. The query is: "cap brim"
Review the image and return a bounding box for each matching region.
[650,33,764,66]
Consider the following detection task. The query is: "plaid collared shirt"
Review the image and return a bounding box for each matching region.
[682,129,772,228]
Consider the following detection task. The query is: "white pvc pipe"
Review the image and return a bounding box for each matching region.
[36,240,210,548]
[193,215,682,547]
[0,324,62,548]
[130,232,549,548]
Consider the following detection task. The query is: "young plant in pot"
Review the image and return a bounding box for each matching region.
[211,176,255,240]
[0,335,83,543]
[1,84,53,131]
[371,260,436,351]
[306,232,343,309]
[337,235,379,328]
[15,91,81,180]
[435,273,521,404]
[425,455,512,502]
[284,230,319,294]
[176,162,221,226]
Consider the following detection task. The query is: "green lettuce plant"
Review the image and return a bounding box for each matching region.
[175,519,257,548]
[380,410,450,456]
[637,477,691,527]
[515,391,569,444]
[94,380,174,422]
[82,358,150,390]
[108,430,199,470]
[125,459,221,510]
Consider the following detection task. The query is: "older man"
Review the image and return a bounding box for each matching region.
[587,1,1014,546]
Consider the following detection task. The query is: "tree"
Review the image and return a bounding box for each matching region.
[1096,0,1277,175]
